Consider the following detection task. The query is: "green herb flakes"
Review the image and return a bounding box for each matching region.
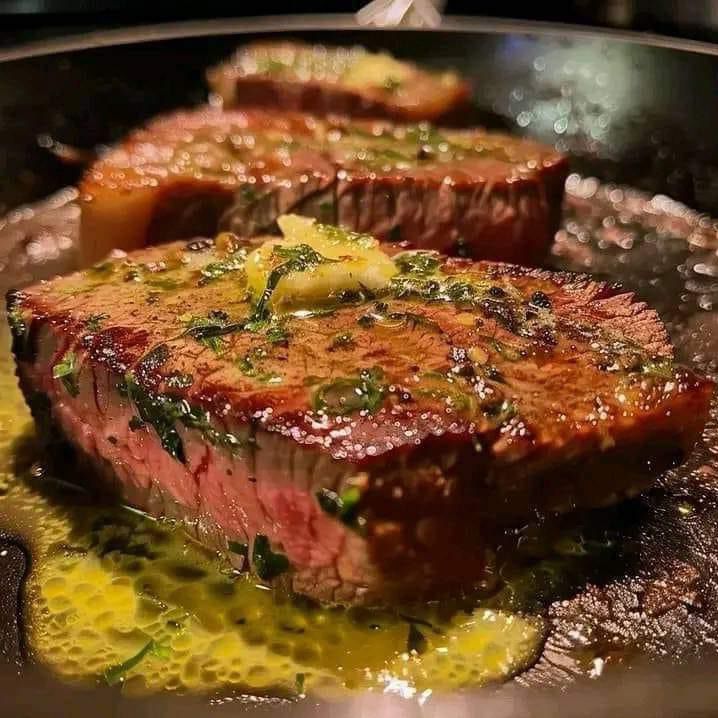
[85,313,108,332]
[228,541,249,561]
[316,486,362,529]
[395,251,441,275]
[407,623,428,655]
[103,639,169,686]
[313,368,385,415]
[184,312,243,353]
[199,249,247,286]
[252,534,290,581]
[52,351,80,397]
[329,332,355,351]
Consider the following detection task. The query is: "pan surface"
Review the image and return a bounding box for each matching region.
[3,16,718,715]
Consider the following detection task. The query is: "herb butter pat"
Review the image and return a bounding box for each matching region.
[245,215,398,313]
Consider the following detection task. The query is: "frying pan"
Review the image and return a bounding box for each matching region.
[4,15,718,716]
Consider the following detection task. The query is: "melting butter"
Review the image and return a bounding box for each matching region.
[246,215,398,313]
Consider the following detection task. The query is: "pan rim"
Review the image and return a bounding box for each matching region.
[1,13,718,63]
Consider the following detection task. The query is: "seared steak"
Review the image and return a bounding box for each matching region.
[10,221,710,605]
[207,41,472,123]
[79,107,568,265]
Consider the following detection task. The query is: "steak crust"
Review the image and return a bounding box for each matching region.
[207,41,473,124]
[9,237,711,604]
[79,107,568,265]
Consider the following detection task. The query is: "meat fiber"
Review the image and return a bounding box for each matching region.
[8,232,711,605]
[207,41,472,123]
[79,107,568,265]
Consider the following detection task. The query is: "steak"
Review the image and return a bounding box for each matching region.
[79,107,568,265]
[207,41,472,124]
[9,221,712,605]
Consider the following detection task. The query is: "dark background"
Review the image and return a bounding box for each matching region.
[3,1,718,48]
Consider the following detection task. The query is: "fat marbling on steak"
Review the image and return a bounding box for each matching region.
[207,41,472,124]
[79,106,568,265]
[9,219,711,605]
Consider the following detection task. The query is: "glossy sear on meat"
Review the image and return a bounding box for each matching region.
[8,230,711,605]
[79,107,568,265]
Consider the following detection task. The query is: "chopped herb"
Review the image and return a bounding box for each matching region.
[237,350,262,376]
[124,268,142,283]
[395,251,441,275]
[414,373,474,413]
[490,340,522,362]
[128,416,145,431]
[146,277,182,291]
[88,260,115,278]
[103,639,169,686]
[237,185,259,205]
[237,347,282,384]
[337,286,375,304]
[265,322,290,345]
[314,222,376,249]
[479,296,518,332]
[357,302,439,333]
[383,76,402,92]
[407,623,428,655]
[454,236,470,258]
[184,312,244,352]
[122,373,184,461]
[318,200,335,223]
[485,399,518,427]
[228,540,249,561]
[313,368,385,415]
[180,404,248,456]
[391,274,479,305]
[120,371,248,463]
[316,486,362,528]
[136,343,170,373]
[329,332,355,351]
[52,351,80,397]
[392,311,440,331]
[165,372,194,390]
[7,306,26,338]
[295,672,306,695]
[85,313,108,332]
[7,303,31,359]
[448,281,481,304]
[252,534,290,581]
[199,249,247,286]
[258,57,288,75]
[641,358,675,380]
